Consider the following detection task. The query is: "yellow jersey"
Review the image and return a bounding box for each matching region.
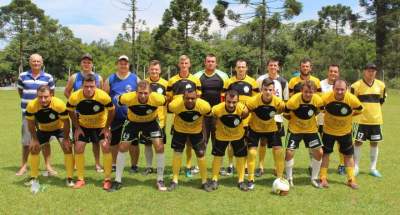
[288,75,322,95]
[168,96,211,134]
[25,97,69,132]
[146,77,168,128]
[118,91,166,123]
[166,73,201,100]
[212,102,247,141]
[351,79,386,125]
[67,89,114,128]
[285,93,324,134]
[322,91,363,136]
[246,94,285,133]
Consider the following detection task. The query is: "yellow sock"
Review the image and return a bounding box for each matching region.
[339,153,345,166]
[247,148,257,181]
[29,153,40,178]
[75,153,85,180]
[172,152,182,183]
[186,145,192,169]
[258,145,266,169]
[320,167,328,180]
[236,157,246,183]
[103,152,112,180]
[273,148,285,178]
[228,145,234,165]
[197,157,208,184]
[64,153,74,178]
[346,166,355,182]
[212,156,223,181]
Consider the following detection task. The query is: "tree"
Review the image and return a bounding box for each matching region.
[120,0,138,67]
[318,4,357,36]
[293,20,325,50]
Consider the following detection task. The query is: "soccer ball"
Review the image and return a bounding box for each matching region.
[272,178,290,196]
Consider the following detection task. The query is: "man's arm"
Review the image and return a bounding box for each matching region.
[64,75,74,98]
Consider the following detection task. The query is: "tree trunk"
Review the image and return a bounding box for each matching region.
[19,15,23,74]
[131,0,136,69]
[375,0,386,76]
[260,0,267,75]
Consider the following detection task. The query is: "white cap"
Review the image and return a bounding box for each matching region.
[118,55,129,61]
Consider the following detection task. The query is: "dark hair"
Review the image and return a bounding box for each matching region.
[37,85,51,94]
[300,58,312,66]
[137,80,151,91]
[328,64,340,70]
[83,73,96,83]
[205,53,217,59]
[183,88,196,96]
[266,58,279,66]
[261,78,275,88]
[149,60,161,67]
[301,80,316,91]
[225,89,239,99]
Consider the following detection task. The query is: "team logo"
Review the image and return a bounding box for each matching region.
[49,113,55,120]
[340,107,348,115]
[185,84,192,89]
[93,105,100,112]
[146,109,153,114]
[307,109,314,117]
[125,85,132,92]
[192,115,199,120]
[157,87,164,94]
[269,111,276,118]
[243,86,250,93]
[233,119,240,126]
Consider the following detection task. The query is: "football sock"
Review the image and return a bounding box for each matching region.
[145,144,153,168]
[103,152,112,180]
[320,167,328,180]
[75,153,85,180]
[115,152,126,183]
[185,145,192,169]
[285,158,294,180]
[273,148,285,178]
[64,153,74,178]
[29,153,40,178]
[346,166,355,182]
[197,156,208,184]
[354,145,361,170]
[258,145,267,169]
[311,158,322,180]
[156,153,165,181]
[212,156,223,181]
[172,152,182,183]
[236,157,246,183]
[370,146,379,170]
[247,148,257,181]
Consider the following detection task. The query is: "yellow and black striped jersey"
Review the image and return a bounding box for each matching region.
[166,73,201,100]
[285,93,324,134]
[351,79,386,125]
[322,91,363,136]
[146,77,168,128]
[25,97,69,132]
[118,91,166,123]
[168,96,211,134]
[67,89,114,128]
[246,94,285,133]
[288,75,322,95]
[212,102,247,141]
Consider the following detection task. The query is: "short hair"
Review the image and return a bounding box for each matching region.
[266,58,279,66]
[29,53,43,62]
[333,78,348,88]
[149,60,161,67]
[300,58,312,66]
[37,85,51,94]
[179,55,190,62]
[301,80,316,91]
[205,53,217,60]
[328,64,340,70]
[261,78,275,88]
[137,80,151,91]
[236,59,246,65]
[83,73,96,82]
[225,89,239,100]
[183,88,196,96]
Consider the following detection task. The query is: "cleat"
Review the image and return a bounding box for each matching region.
[185,168,192,178]
[108,181,122,192]
[168,182,178,191]
[247,180,255,190]
[370,169,382,178]
[311,179,321,188]
[95,165,104,173]
[30,179,40,194]
[255,168,264,177]
[112,165,116,172]
[129,165,139,173]
[156,180,167,191]
[191,166,200,175]
[66,178,75,187]
[346,180,359,189]
[24,177,36,187]
[219,167,227,176]
[103,180,112,190]
[320,179,329,188]
[337,165,346,175]
[73,180,85,189]
[226,166,234,176]
[201,181,213,192]
[210,180,219,190]
[288,179,294,187]
[143,167,154,176]
[238,182,249,191]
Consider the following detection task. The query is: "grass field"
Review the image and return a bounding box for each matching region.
[0,89,399,214]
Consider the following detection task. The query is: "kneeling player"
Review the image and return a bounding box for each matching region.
[320,79,363,189]
[25,85,74,188]
[284,80,324,188]
[210,90,249,191]
[168,89,212,191]
[246,79,285,190]
[108,81,167,191]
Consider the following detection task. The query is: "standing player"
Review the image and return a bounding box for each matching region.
[167,89,212,191]
[67,74,115,189]
[64,53,104,173]
[246,79,286,189]
[103,55,139,173]
[17,53,55,176]
[256,58,289,177]
[288,58,321,96]
[223,59,259,175]
[167,55,202,177]
[284,80,324,188]
[210,90,249,191]
[108,81,167,191]
[351,63,386,177]
[320,79,363,189]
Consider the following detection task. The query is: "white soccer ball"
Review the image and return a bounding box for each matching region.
[272,178,290,195]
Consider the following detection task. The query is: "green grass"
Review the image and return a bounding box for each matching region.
[0,89,399,214]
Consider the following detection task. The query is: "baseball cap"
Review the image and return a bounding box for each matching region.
[118,55,129,61]
[364,63,377,70]
[81,53,93,61]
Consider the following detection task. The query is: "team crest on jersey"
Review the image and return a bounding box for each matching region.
[340,107,348,115]
[157,87,164,94]
[269,111,276,118]
[146,109,153,114]
[125,85,132,92]
[243,86,250,93]
[93,105,100,112]
[49,113,55,120]
[185,84,192,89]
[233,119,240,126]
[307,109,314,117]
[192,115,199,120]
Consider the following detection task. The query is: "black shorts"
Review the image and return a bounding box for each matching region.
[246,128,282,148]
[121,121,163,145]
[202,116,216,145]
[110,120,125,146]
[37,129,64,145]
[285,130,323,150]
[171,130,204,153]
[79,127,105,144]
[322,133,354,155]
[276,122,285,137]
[212,138,247,157]
[354,124,383,142]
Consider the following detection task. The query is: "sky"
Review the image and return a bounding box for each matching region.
[0,0,363,48]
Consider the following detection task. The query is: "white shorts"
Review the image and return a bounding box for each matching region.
[21,118,31,146]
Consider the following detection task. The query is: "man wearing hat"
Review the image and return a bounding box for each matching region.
[64,53,104,172]
[350,63,386,178]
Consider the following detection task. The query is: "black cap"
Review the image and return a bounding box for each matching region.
[365,63,377,70]
[81,53,93,61]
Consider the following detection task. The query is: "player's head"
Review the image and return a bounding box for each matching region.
[37,85,52,107]
[235,59,248,79]
[137,80,151,104]
[327,64,340,82]
[149,60,161,80]
[225,89,239,113]
[82,73,97,98]
[363,63,377,81]
[204,53,217,72]
[261,78,275,100]
[267,58,280,76]
[301,80,316,102]
[333,79,347,101]
[178,55,191,73]
[80,53,94,72]
[299,58,312,76]
[183,88,197,110]
[29,53,43,72]
[117,55,130,73]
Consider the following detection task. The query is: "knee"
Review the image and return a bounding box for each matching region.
[195,150,205,158]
